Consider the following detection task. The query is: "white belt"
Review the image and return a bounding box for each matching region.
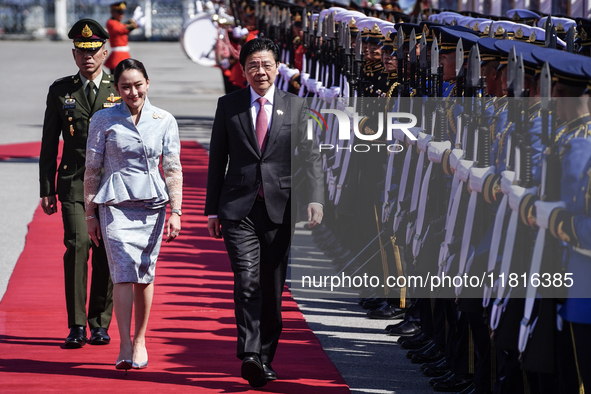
[111,46,130,52]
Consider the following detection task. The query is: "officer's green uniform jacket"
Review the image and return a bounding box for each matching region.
[39,72,121,202]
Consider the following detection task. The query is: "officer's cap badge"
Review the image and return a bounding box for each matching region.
[82,24,93,38]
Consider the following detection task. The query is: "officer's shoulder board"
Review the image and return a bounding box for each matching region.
[52,75,77,87]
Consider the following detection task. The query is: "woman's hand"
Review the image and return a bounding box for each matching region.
[166,212,181,243]
[86,215,102,247]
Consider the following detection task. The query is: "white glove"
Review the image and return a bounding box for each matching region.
[300,73,309,87]
[428,141,451,164]
[534,200,566,229]
[417,132,431,152]
[277,62,287,77]
[508,185,537,212]
[407,126,421,145]
[469,166,496,193]
[135,16,145,28]
[456,159,473,182]
[330,86,341,98]
[500,171,515,195]
[133,6,144,22]
[286,67,300,80]
[449,149,463,171]
[314,81,323,95]
[306,78,317,93]
[241,27,249,37]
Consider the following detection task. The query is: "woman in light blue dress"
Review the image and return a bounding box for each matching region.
[84,58,182,372]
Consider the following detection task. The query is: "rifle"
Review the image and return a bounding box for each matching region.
[518,61,561,353]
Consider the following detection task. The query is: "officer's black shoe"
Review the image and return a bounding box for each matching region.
[423,359,449,376]
[421,356,447,371]
[400,333,431,349]
[433,374,473,392]
[326,246,349,258]
[385,320,406,331]
[397,329,423,343]
[411,344,445,364]
[89,327,110,345]
[361,298,385,310]
[406,341,433,358]
[65,326,87,348]
[367,304,406,319]
[458,383,476,394]
[429,371,453,386]
[389,321,421,336]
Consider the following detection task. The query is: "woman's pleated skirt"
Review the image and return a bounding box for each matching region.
[99,201,166,284]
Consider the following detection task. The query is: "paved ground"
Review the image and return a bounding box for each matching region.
[0,40,432,394]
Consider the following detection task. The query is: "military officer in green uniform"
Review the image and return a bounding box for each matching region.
[39,19,120,348]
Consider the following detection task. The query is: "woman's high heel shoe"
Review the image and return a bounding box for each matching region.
[132,359,148,369]
[116,359,132,375]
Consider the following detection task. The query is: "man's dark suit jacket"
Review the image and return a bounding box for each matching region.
[205,86,324,223]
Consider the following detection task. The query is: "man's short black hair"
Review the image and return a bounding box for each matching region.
[239,38,280,68]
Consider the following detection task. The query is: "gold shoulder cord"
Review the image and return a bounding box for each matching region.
[384,82,399,111]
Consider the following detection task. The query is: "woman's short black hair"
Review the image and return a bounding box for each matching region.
[239,38,280,68]
[114,58,149,86]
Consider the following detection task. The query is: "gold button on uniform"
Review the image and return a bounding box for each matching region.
[63,165,68,169]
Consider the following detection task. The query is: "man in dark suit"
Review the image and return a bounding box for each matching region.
[205,38,324,388]
[39,19,119,348]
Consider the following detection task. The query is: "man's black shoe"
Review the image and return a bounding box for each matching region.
[65,326,86,348]
[241,355,266,388]
[389,321,421,336]
[263,363,277,381]
[89,327,110,345]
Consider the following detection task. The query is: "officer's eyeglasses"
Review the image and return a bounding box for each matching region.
[247,62,276,73]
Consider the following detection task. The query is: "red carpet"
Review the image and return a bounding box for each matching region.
[0,141,350,393]
[0,141,62,160]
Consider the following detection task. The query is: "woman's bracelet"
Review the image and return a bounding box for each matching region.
[85,215,96,221]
